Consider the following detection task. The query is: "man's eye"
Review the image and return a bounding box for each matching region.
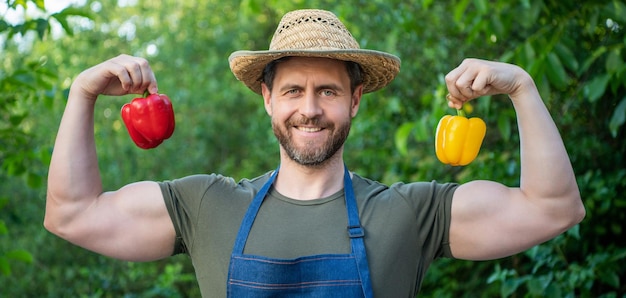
[322,90,335,96]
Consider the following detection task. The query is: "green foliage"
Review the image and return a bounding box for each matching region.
[1,0,624,296]
[1,0,54,280]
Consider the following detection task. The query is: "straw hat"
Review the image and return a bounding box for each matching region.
[229,9,401,95]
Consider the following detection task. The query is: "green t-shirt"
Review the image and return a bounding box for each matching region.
[159,171,457,297]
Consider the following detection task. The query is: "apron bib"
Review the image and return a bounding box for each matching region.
[227,166,374,297]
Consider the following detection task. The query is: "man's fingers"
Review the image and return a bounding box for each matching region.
[111,55,157,94]
[446,93,464,110]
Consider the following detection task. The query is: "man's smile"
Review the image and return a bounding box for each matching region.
[295,126,323,133]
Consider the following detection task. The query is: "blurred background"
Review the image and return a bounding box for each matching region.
[1,0,624,296]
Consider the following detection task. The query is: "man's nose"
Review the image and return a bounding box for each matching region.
[299,93,323,118]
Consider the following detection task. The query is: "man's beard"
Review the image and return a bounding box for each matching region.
[273,115,351,167]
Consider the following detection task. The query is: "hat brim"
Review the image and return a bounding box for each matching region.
[229,49,400,95]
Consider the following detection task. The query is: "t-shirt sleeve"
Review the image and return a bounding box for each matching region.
[435,182,457,258]
[158,174,234,255]
[391,180,458,259]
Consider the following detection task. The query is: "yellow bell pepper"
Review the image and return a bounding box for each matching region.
[435,109,486,166]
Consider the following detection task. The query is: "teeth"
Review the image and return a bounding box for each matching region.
[297,127,322,132]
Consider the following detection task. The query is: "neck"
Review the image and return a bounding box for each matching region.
[274,151,346,200]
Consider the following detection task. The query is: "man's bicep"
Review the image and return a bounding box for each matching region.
[70,181,176,261]
[448,180,552,260]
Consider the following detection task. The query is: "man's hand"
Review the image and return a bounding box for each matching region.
[444,58,534,109]
[73,54,159,100]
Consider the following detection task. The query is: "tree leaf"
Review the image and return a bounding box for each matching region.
[579,46,606,76]
[609,97,626,138]
[610,0,626,22]
[13,0,28,9]
[497,112,512,142]
[598,270,620,289]
[501,278,524,297]
[605,49,624,75]
[523,41,537,65]
[610,248,626,261]
[394,122,414,156]
[413,117,431,143]
[0,257,10,276]
[0,197,8,209]
[0,221,7,235]
[566,224,581,240]
[49,8,94,37]
[545,52,569,90]
[50,13,73,36]
[35,18,49,39]
[553,42,579,73]
[473,0,488,14]
[527,273,553,295]
[27,172,44,188]
[0,20,9,33]
[583,74,611,103]
[6,249,33,264]
[453,0,471,23]
[33,0,46,10]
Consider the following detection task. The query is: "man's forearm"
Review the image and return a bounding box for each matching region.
[511,79,582,217]
[45,88,102,229]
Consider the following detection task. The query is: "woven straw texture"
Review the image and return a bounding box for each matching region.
[229,9,401,94]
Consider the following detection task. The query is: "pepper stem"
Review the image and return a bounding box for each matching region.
[143,89,150,97]
[456,105,466,117]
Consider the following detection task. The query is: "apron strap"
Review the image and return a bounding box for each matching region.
[231,167,279,254]
[343,165,374,298]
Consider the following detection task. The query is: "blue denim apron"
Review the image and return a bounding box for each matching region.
[227,166,374,297]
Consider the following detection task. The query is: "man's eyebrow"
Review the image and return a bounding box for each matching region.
[317,84,344,92]
[276,83,346,94]
[278,84,303,92]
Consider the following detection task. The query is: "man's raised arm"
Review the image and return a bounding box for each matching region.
[45,54,175,261]
[443,59,585,260]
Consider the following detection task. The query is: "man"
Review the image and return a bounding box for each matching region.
[45,9,585,297]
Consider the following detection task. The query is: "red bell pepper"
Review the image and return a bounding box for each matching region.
[121,91,175,149]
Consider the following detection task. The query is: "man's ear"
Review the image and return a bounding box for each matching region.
[261,83,272,116]
[350,84,364,118]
